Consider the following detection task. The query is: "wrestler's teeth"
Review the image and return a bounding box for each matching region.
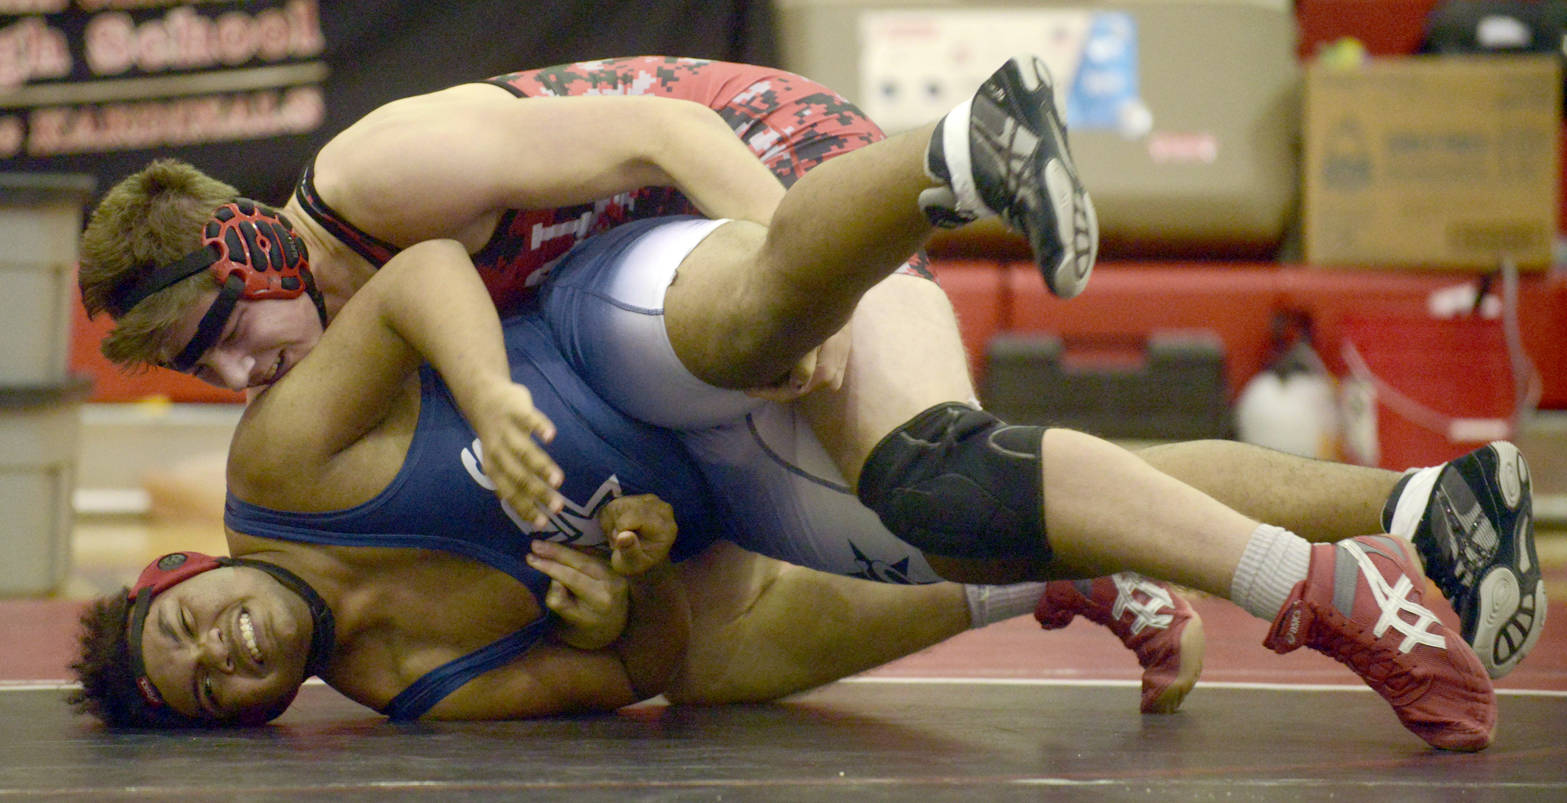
[238,610,263,664]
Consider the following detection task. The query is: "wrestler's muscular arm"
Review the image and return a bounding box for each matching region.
[231,238,566,524]
[313,85,785,246]
[313,85,843,396]
[419,568,686,719]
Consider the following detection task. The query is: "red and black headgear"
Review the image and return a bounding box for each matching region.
[125,551,336,725]
[107,199,329,371]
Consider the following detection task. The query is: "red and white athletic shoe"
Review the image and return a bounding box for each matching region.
[1036,573,1205,714]
[1264,534,1497,751]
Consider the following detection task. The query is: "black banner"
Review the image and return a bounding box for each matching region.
[1,0,777,204]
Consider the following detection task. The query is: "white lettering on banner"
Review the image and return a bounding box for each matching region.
[0,16,72,88]
[25,84,322,154]
[0,1,67,14]
[0,115,22,155]
[83,0,321,76]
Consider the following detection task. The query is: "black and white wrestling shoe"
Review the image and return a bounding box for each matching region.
[1383,441,1545,678]
[919,54,1098,299]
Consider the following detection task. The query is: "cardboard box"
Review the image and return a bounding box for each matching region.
[1303,55,1561,270]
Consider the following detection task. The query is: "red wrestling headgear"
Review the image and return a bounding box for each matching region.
[108,199,328,371]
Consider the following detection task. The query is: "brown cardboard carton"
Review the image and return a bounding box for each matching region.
[1303,55,1561,270]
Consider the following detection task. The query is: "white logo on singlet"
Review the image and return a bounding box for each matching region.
[526,192,639,250]
[530,210,595,250]
[460,437,623,546]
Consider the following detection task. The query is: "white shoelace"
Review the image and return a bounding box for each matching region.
[1110,572,1174,634]
[1346,541,1447,654]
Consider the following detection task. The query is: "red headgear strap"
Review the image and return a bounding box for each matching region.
[125,551,226,709]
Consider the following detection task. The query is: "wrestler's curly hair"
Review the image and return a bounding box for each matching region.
[66,591,203,729]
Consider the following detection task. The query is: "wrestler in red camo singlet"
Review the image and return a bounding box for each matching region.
[294,56,931,313]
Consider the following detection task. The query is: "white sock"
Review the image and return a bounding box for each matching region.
[924,98,998,219]
[1385,465,1442,540]
[963,582,1049,629]
[1229,524,1313,621]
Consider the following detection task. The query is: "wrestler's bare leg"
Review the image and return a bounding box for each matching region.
[1135,441,1398,542]
[795,286,1264,592]
[664,125,940,389]
[664,540,1205,713]
[797,277,1401,550]
[796,274,976,489]
[664,541,969,704]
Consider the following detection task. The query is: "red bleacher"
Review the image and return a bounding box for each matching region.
[934,261,1566,409]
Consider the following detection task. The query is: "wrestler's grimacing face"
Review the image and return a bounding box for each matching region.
[135,566,313,721]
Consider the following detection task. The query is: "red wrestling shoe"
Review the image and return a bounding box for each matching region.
[1036,573,1204,713]
[1264,535,1497,751]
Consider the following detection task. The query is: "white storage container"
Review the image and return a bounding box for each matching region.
[1,173,94,596]
[775,0,1299,259]
[0,387,84,596]
[0,173,96,386]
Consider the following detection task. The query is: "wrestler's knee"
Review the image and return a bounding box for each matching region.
[857,402,1052,563]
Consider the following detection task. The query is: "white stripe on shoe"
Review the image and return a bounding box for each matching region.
[1345,540,1446,653]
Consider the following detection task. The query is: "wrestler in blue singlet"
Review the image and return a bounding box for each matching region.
[225,311,736,719]
[540,216,948,586]
[287,56,948,588]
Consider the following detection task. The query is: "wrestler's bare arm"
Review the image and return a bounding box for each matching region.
[405,556,685,720]
[413,553,678,719]
[419,642,647,719]
[312,84,841,401]
[230,239,564,523]
[314,86,785,246]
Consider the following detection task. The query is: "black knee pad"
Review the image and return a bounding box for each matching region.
[857,402,1050,561]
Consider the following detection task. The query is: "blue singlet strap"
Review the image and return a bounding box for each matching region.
[380,616,553,720]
